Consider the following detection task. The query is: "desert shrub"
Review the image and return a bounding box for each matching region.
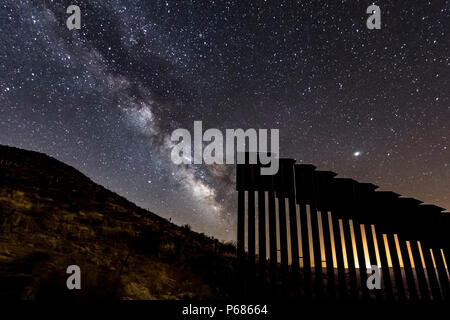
[221,241,237,254]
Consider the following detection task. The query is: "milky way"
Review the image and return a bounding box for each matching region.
[0,0,448,241]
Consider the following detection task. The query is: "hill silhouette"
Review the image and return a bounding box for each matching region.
[0,145,236,300]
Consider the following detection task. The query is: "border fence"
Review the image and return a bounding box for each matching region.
[236,154,449,300]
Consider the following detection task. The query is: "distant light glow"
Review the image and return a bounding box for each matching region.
[353,151,361,157]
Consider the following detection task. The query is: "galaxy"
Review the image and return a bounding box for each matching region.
[0,0,448,242]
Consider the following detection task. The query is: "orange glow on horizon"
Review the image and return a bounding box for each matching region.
[371,225,382,268]
[339,219,348,269]
[328,212,337,269]
[406,241,415,268]
[306,205,315,268]
[394,234,404,268]
[317,211,326,268]
[383,234,393,268]
[360,224,371,269]
[349,220,359,269]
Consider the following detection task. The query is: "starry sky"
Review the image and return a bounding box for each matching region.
[0,0,449,242]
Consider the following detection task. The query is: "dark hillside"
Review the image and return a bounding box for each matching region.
[0,145,236,300]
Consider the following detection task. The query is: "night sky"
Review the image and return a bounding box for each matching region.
[0,0,448,242]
